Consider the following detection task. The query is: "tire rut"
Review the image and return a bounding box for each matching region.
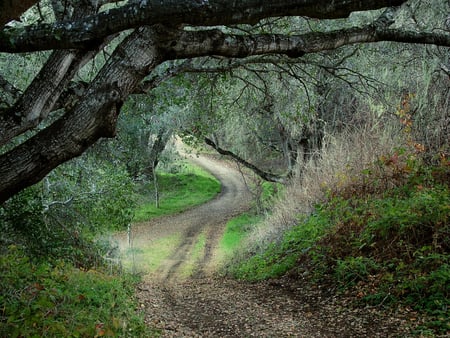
[120,150,412,337]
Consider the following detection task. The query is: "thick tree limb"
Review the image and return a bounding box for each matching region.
[204,136,287,184]
[0,25,164,203]
[0,49,91,146]
[4,20,446,147]
[0,4,107,146]
[0,0,407,53]
[0,2,448,203]
[164,26,450,61]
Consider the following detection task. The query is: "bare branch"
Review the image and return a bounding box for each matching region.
[138,60,194,93]
[43,197,74,212]
[204,136,288,184]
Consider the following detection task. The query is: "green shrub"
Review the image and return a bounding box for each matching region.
[335,256,380,286]
[364,185,450,246]
[219,213,261,257]
[0,246,150,337]
[232,160,449,334]
[0,186,107,268]
[0,158,138,267]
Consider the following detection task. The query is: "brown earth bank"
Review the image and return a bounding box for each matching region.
[117,151,417,337]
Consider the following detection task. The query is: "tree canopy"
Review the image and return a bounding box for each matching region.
[0,0,449,203]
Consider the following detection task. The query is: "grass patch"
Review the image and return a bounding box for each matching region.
[218,213,261,261]
[231,210,331,281]
[122,233,182,274]
[134,163,221,222]
[0,245,152,337]
[180,232,207,278]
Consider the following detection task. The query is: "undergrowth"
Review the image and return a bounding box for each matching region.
[231,209,332,280]
[231,94,450,334]
[232,144,449,334]
[316,169,450,335]
[0,246,151,337]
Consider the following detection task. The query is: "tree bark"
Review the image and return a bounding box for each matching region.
[144,129,172,178]
[0,2,103,146]
[0,50,91,146]
[0,26,164,203]
[0,0,408,53]
[164,26,450,60]
[0,1,449,203]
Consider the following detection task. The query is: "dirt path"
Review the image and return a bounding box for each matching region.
[116,152,252,280]
[116,152,413,337]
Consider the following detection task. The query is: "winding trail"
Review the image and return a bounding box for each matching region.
[116,151,252,281]
[115,151,412,337]
[148,153,252,281]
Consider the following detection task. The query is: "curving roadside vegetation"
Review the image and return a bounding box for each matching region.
[226,129,450,336]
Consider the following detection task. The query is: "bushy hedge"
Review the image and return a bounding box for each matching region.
[0,246,150,337]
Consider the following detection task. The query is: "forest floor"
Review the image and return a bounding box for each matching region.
[115,152,416,337]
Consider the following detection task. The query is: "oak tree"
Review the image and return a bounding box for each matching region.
[1,0,449,203]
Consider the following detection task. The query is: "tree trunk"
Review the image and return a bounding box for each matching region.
[0,26,164,203]
[144,128,172,178]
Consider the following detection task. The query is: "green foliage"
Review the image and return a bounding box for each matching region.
[86,166,136,231]
[0,185,103,268]
[256,181,284,212]
[0,157,137,267]
[133,163,221,222]
[232,211,331,280]
[48,158,137,232]
[364,185,449,247]
[233,158,449,333]
[335,256,380,286]
[320,168,449,333]
[219,213,261,258]
[0,246,151,337]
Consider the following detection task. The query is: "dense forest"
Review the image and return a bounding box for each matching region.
[1,0,449,336]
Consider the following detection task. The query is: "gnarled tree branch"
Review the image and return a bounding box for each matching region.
[164,26,450,61]
[0,0,407,53]
[0,1,448,203]
[0,74,22,107]
[0,3,110,147]
[204,136,288,184]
